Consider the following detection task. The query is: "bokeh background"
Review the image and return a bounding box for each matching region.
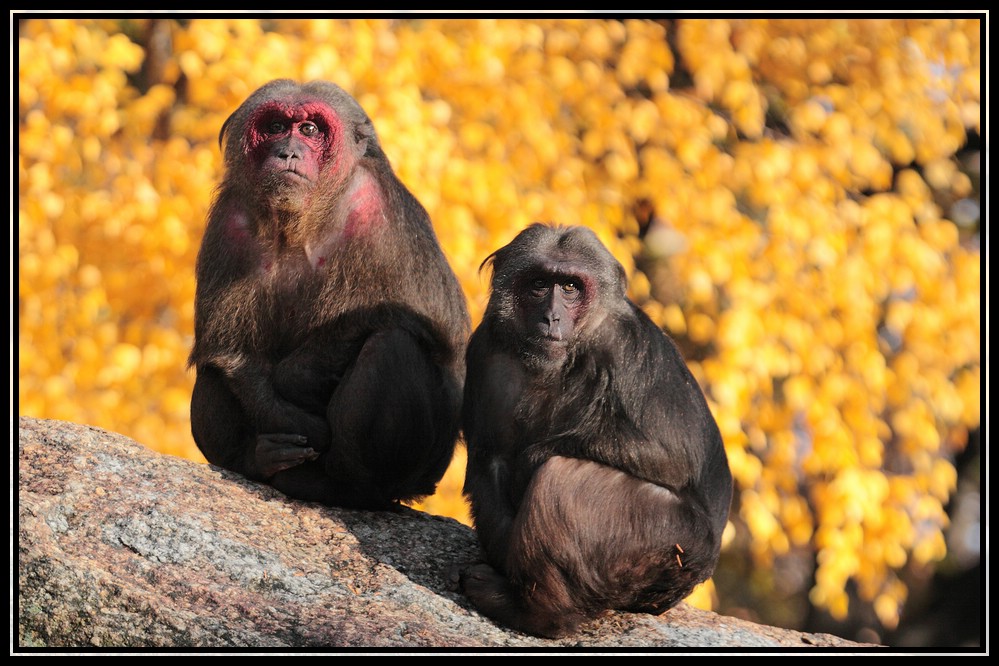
[16,16,982,648]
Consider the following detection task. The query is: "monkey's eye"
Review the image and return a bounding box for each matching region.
[299,122,319,137]
[529,278,549,296]
[561,281,583,302]
[266,120,287,134]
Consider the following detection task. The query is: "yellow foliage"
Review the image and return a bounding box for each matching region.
[17,17,980,630]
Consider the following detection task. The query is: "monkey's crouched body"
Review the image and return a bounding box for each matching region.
[189,80,469,509]
[461,224,733,638]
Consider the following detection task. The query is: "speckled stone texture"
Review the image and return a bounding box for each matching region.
[17,416,876,650]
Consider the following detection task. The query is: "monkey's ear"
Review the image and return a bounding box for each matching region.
[219,113,236,150]
[479,249,501,274]
[353,118,377,157]
[616,262,629,297]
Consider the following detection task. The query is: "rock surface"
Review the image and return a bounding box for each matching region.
[17,416,875,650]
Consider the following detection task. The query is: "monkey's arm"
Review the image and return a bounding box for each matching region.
[213,354,293,419]
[462,343,528,572]
[463,455,518,572]
[212,352,331,470]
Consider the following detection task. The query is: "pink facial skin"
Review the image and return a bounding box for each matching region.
[245,100,343,185]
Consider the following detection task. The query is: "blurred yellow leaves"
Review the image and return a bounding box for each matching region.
[18,17,979,628]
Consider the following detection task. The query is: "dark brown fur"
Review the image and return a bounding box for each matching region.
[461,224,732,637]
[189,80,469,508]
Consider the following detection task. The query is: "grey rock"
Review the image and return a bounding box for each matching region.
[17,416,875,650]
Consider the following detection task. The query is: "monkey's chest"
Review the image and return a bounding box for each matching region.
[258,256,326,340]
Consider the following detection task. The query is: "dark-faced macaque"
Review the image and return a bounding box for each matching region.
[460,223,732,638]
[189,79,470,509]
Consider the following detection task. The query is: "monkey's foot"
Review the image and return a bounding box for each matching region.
[256,434,320,478]
[459,563,508,598]
[460,563,576,638]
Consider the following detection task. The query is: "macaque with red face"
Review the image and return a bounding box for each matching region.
[189,80,469,509]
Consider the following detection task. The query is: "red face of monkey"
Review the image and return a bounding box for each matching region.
[242,99,344,209]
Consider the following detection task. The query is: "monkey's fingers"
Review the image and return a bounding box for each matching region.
[256,434,321,476]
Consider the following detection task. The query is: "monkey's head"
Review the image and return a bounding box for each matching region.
[482,224,628,366]
[219,80,379,211]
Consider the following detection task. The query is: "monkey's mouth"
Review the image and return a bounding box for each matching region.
[278,168,311,183]
[536,324,565,342]
[264,158,314,184]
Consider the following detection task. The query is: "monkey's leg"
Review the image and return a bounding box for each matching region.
[191,365,258,473]
[460,455,593,638]
[465,456,719,637]
[192,365,325,481]
[323,327,460,506]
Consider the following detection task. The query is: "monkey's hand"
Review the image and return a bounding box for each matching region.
[256,402,333,459]
[255,433,321,478]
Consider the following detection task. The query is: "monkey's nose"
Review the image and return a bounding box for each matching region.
[543,317,563,340]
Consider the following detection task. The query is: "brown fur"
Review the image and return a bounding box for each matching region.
[461,224,732,637]
[190,80,469,508]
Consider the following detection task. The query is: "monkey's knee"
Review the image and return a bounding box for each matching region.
[321,329,456,500]
[351,329,448,399]
[332,328,457,447]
